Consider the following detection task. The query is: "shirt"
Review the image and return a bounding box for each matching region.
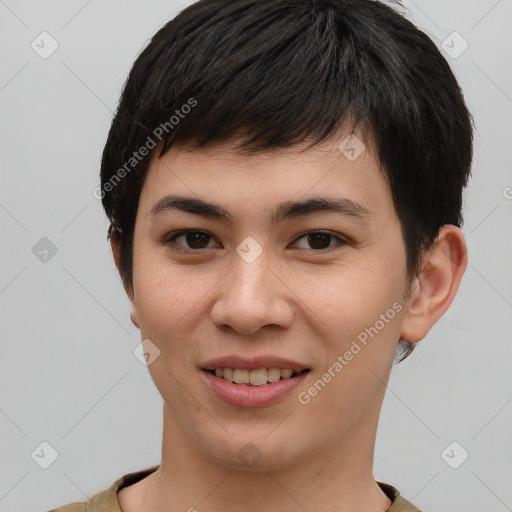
[45,465,421,511]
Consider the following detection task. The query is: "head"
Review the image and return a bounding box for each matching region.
[100,0,472,470]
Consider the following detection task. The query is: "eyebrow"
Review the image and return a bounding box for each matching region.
[149,194,371,225]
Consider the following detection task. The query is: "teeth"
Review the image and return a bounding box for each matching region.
[212,367,303,386]
[233,369,250,384]
[249,368,267,386]
[223,367,234,382]
[267,368,281,382]
[280,369,293,379]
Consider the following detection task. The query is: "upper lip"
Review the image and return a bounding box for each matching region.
[200,356,310,371]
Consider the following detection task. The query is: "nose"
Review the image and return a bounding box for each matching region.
[210,249,294,335]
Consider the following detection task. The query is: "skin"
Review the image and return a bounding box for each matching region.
[113,132,467,512]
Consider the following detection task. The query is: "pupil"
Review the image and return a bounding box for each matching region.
[308,232,331,249]
[187,232,209,249]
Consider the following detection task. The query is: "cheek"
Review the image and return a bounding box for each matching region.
[313,260,406,392]
[297,267,405,428]
[131,265,212,401]
[312,261,406,341]
[136,274,204,335]
[131,246,210,351]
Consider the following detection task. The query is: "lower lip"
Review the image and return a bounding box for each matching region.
[201,370,309,407]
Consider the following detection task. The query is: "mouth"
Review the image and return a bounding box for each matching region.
[203,367,311,386]
[201,366,311,407]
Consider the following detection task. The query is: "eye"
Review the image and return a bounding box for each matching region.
[290,230,346,251]
[165,230,220,251]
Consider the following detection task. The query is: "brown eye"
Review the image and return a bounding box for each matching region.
[167,230,219,251]
[306,232,332,250]
[183,232,211,249]
[292,231,345,251]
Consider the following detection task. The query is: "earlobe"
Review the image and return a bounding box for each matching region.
[109,228,139,329]
[130,304,141,329]
[400,225,468,343]
[110,228,132,294]
[110,228,123,273]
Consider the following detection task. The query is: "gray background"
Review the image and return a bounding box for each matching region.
[1,1,511,511]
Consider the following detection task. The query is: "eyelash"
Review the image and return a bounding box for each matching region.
[163,229,348,254]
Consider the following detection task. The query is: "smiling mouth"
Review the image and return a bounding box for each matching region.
[204,367,311,386]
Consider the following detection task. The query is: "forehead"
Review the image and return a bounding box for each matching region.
[137,134,393,223]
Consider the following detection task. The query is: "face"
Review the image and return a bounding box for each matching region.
[128,134,410,471]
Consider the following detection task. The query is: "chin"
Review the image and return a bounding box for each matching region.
[203,433,306,473]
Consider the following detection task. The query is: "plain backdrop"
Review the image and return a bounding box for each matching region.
[1,1,511,511]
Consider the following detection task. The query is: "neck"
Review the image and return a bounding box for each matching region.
[138,401,391,512]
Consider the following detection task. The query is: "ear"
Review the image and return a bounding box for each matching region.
[400,225,467,342]
[110,229,140,329]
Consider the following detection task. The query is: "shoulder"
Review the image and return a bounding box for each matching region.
[43,465,160,512]
[378,481,422,512]
[45,504,85,512]
[43,484,119,512]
